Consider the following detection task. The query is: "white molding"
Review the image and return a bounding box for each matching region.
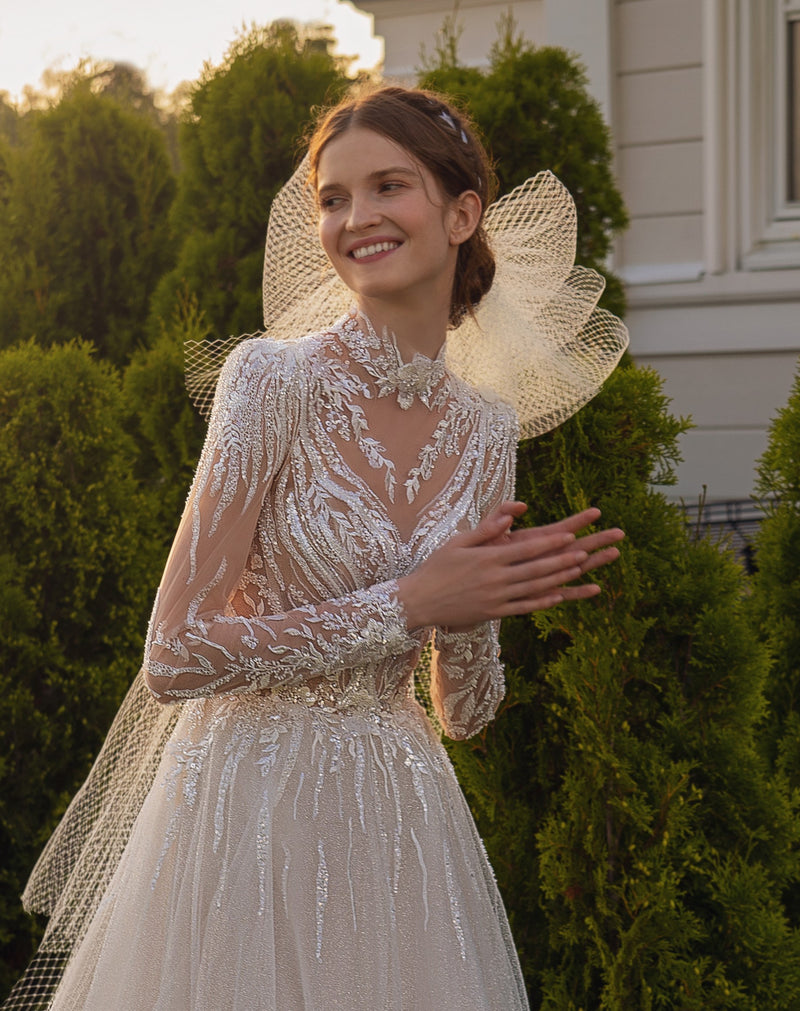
[626,266,800,307]
[703,0,727,274]
[354,0,513,15]
[620,262,705,285]
[741,240,800,270]
[774,0,800,215]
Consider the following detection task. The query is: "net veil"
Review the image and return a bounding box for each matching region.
[4,677,180,1006]
[186,159,629,437]
[6,161,626,1008]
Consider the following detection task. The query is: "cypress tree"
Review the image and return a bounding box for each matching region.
[418,15,628,316]
[444,365,800,1008]
[122,289,209,552]
[0,341,159,995]
[749,363,800,924]
[0,87,176,365]
[751,364,800,771]
[149,22,349,340]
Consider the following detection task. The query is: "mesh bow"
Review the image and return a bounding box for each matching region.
[186,159,628,438]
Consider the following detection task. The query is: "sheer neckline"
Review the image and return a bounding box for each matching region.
[314,321,474,513]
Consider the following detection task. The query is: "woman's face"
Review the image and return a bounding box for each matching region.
[315,126,469,315]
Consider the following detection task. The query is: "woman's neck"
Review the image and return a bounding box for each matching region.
[355,297,450,362]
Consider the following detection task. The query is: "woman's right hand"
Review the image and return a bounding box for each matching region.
[397,502,624,630]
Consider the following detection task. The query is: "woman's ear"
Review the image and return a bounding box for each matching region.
[448,190,482,246]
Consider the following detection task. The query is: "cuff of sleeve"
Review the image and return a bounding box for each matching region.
[433,623,491,648]
[365,580,423,657]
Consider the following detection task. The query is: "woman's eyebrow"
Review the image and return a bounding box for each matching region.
[317,166,418,196]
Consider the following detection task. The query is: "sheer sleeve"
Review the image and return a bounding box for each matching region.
[144,339,418,703]
[429,402,518,739]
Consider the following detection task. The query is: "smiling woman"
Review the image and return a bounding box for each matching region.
[316,128,480,337]
[7,86,626,1011]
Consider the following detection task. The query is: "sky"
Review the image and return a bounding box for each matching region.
[0,0,384,103]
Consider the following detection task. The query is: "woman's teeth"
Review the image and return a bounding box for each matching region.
[352,241,399,260]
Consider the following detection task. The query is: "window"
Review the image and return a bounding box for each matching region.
[735,0,800,269]
[789,14,800,203]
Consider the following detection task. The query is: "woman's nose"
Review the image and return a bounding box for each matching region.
[346,194,380,231]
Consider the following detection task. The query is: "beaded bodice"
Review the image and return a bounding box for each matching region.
[144,313,518,739]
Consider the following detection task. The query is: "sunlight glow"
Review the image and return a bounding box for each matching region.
[0,0,383,103]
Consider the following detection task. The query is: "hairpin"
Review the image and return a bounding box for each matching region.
[438,110,469,144]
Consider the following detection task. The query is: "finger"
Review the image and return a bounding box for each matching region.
[508,524,624,561]
[479,501,530,547]
[556,583,603,602]
[503,549,589,586]
[496,581,603,616]
[541,508,602,535]
[496,500,528,519]
[493,530,577,566]
[457,509,515,547]
[520,582,602,610]
[579,545,621,575]
[506,509,603,544]
[575,528,625,554]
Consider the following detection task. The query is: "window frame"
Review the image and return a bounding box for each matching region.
[739,0,800,270]
[783,8,800,205]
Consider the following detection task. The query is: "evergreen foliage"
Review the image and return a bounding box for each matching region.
[443,365,800,1007]
[122,289,209,551]
[750,363,800,918]
[418,15,628,316]
[0,96,20,147]
[0,86,176,365]
[148,22,349,340]
[0,341,159,996]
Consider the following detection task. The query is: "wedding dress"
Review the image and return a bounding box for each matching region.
[31,310,528,1010]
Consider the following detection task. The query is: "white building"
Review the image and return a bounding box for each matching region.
[349,0,800,508]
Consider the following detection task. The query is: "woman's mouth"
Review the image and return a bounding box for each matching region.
[350,241,400,261]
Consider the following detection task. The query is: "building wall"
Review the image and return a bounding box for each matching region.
[614,0,704,284]
[356,0,544,81]
[349,0,800,502]
[614,0,800,501]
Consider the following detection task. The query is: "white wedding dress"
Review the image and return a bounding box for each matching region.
[17,312,529,1010]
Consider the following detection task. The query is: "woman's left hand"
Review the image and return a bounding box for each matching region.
[484,501,624,600]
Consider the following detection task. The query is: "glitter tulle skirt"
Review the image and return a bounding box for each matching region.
[49,691,529,1010]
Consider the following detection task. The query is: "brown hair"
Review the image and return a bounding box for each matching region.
[307,86,498,327]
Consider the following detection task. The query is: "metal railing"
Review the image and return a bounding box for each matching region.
[680,498,767,574]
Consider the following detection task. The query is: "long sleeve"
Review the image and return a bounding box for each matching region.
[143,339,418,703]
[429,401,518,739]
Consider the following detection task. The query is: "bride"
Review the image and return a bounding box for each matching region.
[8,85,626,1010]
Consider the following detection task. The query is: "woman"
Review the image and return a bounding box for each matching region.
[9,86,626,1010]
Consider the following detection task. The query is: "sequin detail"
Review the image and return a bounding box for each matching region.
[142,319,517,745]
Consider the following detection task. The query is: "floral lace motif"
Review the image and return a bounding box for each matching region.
[330,312,480,505]
[143,316,518,740]
[337,309,447,410]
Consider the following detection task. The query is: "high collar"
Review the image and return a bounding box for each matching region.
[336,310,448,410]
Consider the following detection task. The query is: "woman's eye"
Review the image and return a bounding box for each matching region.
[379,181,403,193]
[320,196,343,210]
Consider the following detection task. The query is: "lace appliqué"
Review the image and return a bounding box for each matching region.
[143,327,517,743]
[337,309,447,410]
[431,624,506,740]
[323,314,480,505]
